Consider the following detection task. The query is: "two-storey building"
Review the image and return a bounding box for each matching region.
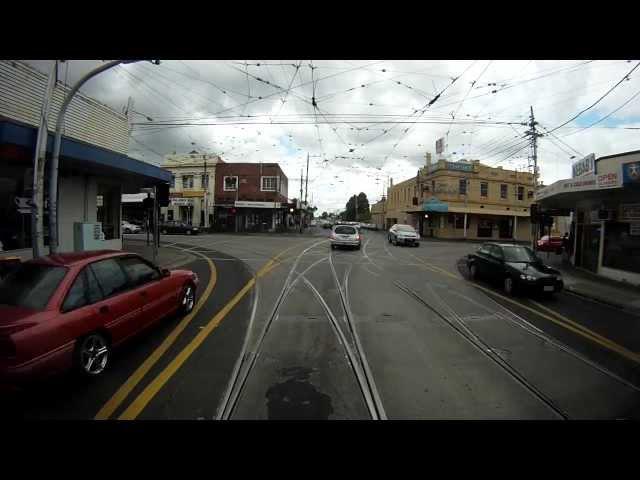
[370,196,386,230]
[214,162,289,232]
[385,157,534,241]
[160,151,223,227]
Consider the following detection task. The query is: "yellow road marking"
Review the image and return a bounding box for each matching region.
[94,252,217,420]
[115,238,322,420]
[528,299,640,362]
[119,277,257,420]
[471,283,640,364]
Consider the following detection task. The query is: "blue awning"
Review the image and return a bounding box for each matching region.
[0,119,170,185]
[423,197,448,213]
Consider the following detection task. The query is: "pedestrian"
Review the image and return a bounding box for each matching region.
[562,232,571,262]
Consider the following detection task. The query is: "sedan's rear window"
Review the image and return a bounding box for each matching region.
[396,225,416,232]
[0,263,67,310]
[334,226,356,234]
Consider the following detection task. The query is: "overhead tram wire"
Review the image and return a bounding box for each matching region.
[560,87,640,138]
[115,66,189,116]
[545,61,640,134]
[538,124,584,157]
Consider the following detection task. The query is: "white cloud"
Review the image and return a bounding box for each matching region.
[23,59,640,211]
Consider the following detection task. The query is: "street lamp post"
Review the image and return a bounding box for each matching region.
[48,60,159,254]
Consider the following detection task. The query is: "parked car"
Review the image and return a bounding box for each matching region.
[121,221,142,234]
[388,224,420,246]
[159,221,199,235]
[330,224,361,250]
[0,250,198,386]
[536,235,564,253]
[466,242,563,296]
[322,222,333,229]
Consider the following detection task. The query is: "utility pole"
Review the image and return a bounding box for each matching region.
[304,153,310,206]
[203,154,208,229]
[525,105,543,249]
[299,169,303,233]
[355,193,358,222]
[31,60,57,258]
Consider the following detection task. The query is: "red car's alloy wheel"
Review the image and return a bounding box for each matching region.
[76,333,110,376]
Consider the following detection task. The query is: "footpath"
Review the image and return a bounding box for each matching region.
[542,252,640,317]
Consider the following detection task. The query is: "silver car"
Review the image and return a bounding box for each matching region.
[388,224,420,247]
[330,224,361,250]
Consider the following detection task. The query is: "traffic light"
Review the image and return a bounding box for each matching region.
[156,183,170,207]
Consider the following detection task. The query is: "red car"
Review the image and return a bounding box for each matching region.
[0,250,198,386]
[536,235,564,253]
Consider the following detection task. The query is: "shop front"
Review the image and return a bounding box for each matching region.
[536,151,640,286]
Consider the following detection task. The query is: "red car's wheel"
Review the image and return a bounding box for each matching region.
[179,282,196,315]
[74,332,111,377]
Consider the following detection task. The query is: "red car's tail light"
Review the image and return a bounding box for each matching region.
[0,336,16,359]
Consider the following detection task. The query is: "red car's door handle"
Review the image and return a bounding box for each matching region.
[99,305,109,314]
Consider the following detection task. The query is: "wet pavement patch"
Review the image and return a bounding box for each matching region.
[265,366,333,419]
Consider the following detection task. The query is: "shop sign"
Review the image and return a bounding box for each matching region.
[445,161,474,172]
[597,171,621,188]
[572,153,595,178]
[621,203,640,221]
[171,198,194,206]
[630,223,640,236]
[622,161,640,185]
[234,201,281,209]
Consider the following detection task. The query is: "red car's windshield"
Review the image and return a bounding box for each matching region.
[0,263,67,310]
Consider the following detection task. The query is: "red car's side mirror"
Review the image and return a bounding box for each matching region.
[161,268,170,277]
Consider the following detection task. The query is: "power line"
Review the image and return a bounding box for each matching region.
[545,61,640,134]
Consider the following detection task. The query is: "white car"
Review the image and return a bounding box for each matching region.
[388,224,420,247]
[330,224,361,250]
[121,221,141,234]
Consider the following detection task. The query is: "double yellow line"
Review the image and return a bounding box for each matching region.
[95,239,315,420]
[398,246,640,365]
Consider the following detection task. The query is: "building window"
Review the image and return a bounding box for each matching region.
[459,178,467,195]
[527,190,534,199]
[201,174,209,189]
[224,176,238,191]
[480,182,488,197]
[261,176,278,192]
[517,186,524,201]
[182,175,194,189]
[603,222,640,274]
[451,214,464,229]
[500,184,507,199]
[170,175,175,188]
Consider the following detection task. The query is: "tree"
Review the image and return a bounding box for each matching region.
[344,192,371,221]
[321,211,328,219]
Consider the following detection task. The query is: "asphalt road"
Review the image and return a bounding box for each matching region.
[4,229,640,420]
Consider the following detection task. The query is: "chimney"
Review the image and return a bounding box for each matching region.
[390,177,393,187]
[425,152,432,168]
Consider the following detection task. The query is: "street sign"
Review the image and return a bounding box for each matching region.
[572,153,595,178]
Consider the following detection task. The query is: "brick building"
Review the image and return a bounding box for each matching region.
[213,162,290,232]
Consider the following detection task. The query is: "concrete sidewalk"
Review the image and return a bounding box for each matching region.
[542,252,640,316]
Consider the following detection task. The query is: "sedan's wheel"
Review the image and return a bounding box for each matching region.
[388,236,392,243]
[179,283,196,315]
[75,333,111,377]
[161,229,167,234]
[124,228,131,234]
[504,277,515,296]
[392,238,397,246]
[469,263,478,280]
[186,230,192,235]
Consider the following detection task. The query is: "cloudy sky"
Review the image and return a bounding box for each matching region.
[25,60,640,213]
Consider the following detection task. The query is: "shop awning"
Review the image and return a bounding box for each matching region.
[0,119,171,191]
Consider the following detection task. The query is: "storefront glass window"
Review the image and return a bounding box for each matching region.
[97,185,120,240]
[603,222,640,274]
